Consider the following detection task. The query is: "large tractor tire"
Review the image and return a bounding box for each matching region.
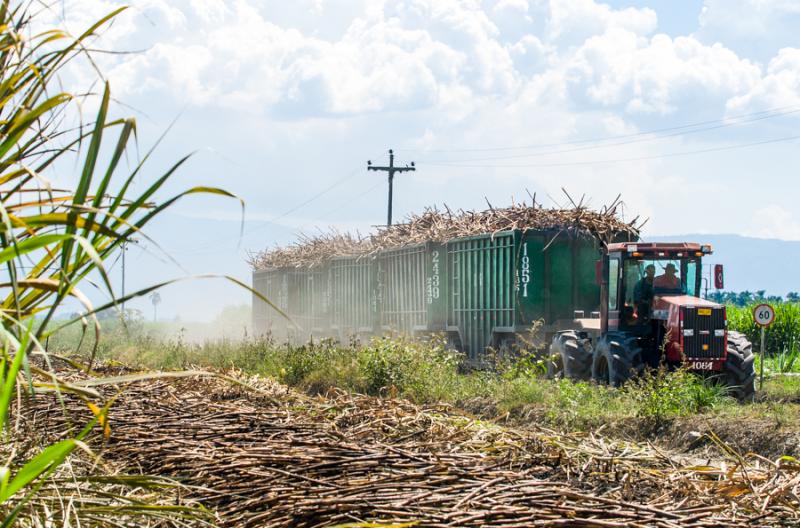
[723,331,756,401]
[592,332,644,386]
[547,331,593,380]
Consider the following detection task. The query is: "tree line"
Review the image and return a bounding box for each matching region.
[707,290,800,306]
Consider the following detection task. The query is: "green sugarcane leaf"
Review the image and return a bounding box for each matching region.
[0,439,76,503]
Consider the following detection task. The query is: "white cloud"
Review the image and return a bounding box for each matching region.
[727,48,800,112]
[563,30,761,113]
[81,0,524,116]
[699,0,800,35]
[697,0,800,62]
[55,0,781,124]
[546,0,657,43]
[744,205,800,241]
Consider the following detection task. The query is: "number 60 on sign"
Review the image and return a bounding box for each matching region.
[753,303,775,327]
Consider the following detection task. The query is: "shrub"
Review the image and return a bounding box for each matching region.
[625,368,728,426]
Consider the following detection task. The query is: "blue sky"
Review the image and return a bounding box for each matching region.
[48,0,800,320]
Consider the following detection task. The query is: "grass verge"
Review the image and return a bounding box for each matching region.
[49,322,800,448]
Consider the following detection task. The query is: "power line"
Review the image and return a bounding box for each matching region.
[241,164,368,236]
[399,104,800,155]
[237,150,388,237]
[307,179,385,227]
[413,107,800,164]
[172,150,388,255]
[422,134,800,169]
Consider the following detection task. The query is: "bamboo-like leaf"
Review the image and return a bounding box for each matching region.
[0,5,252,525]
[87,402,110,438]
[0,233,69,264]
[0,465,9,501]
[0,213,121,237]
[71,369,219,388]
[0,440,77,503]
[0,326,26,433]
[29,378,101,400]
[0,93,72,159]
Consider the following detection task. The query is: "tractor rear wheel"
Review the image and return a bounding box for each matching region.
[723,331,756,401]
[592,332,644,386]
[547,331,593,380]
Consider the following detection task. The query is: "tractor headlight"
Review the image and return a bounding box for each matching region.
[715,329,725,337]
[683,329,694,337]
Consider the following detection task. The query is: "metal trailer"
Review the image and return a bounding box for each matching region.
[376,242,447,336]
[251,229,632,361]
[328,255,379,339]
[286,265,330,340]
[251,268,290,340]
[445,230,607,364]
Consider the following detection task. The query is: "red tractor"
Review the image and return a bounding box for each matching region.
[550,242,756,399]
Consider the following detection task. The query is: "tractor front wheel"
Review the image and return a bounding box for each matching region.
[723,331,756,401]
[592,332,644,386]
[547,331,593,380]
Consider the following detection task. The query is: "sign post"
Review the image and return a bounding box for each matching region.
[753,303,775,391]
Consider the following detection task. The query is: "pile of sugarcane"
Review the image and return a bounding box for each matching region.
[22,372,800,527]
[249,231,370,270]
[250,194,642,270]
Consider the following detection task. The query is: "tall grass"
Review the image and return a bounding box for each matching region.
[728,302,800,373]
[0,2,235,525]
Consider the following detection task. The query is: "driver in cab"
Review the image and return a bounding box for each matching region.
[633,264,655,322]
[654,263,680,290]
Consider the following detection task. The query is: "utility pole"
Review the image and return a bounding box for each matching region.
[367,149,415,226]
[121,239,138,316]
[121,241,127,314]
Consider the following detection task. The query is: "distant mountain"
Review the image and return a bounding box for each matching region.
[645,234,800,297]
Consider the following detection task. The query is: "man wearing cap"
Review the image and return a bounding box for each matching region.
[654,263,681,290]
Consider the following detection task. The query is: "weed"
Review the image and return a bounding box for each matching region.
[625,368,728,427]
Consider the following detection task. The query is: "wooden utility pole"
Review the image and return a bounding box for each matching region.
[367,149,415,226]
[121,241,127,313]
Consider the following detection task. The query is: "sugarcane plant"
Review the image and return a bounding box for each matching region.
[0,2,238,524]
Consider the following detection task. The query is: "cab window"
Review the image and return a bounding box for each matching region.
[623,258,700,297]
[608,258,620,311]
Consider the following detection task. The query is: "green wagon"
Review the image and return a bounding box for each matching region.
[328,255,379,339]
[377,242,447,335]
[445,230,606,363]
[251,226,630,363]
[252,268,290,340]
[286,265,330,340]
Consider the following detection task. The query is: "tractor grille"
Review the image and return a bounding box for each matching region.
[682,306,726,359]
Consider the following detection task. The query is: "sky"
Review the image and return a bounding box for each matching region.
[44,0,800,321]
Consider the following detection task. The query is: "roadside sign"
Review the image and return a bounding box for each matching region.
[714,264,724,289]
[753,303,775,327]
[753,303,776,392]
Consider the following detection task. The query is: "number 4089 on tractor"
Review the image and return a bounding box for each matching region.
[549,242,756,400]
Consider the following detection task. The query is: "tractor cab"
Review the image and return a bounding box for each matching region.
[603,242,723,369]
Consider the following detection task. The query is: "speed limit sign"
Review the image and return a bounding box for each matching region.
[753,303,775,327]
